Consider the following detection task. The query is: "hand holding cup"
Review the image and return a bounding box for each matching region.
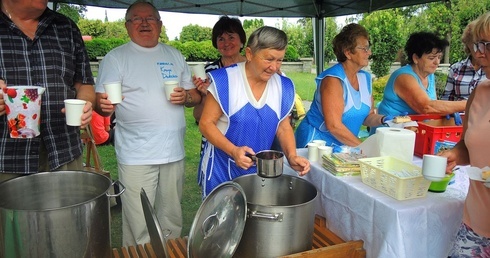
[192,64,207,82]
[64,99,87,126]
[422,154,447,182]
[103,81,122,104]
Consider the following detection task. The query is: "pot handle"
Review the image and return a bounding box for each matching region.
[245,153,256,162]
[107,180,126,197]
[249,210,284,222]
[201,212,219,239]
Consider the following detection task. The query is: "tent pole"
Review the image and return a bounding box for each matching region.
[313,16,325,75]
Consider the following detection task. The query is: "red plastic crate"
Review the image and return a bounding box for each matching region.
[408,115,463,157]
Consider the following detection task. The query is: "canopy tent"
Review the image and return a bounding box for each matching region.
[52,0,441,73]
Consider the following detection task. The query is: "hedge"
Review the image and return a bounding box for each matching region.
[84,38,300,62]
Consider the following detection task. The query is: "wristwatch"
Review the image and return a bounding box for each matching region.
[185,91,193,105]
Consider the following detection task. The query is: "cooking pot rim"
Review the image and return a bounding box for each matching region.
[0,171,113,211]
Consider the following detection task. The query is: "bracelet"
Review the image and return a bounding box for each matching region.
[381,115,388,126]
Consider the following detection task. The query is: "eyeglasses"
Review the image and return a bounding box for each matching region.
[126,16,160,25]
[473,41,490,54]
[356,46,371,53]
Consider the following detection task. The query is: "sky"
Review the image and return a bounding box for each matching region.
[84,6,301,40]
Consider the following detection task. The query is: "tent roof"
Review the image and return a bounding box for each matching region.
[55,0,440,18]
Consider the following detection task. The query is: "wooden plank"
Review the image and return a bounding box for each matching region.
[121,247,131,258]
[313,223,345,247]
[281,240,365,258]
[112,248,122,258]
[117,215,365,258]
[143,243,157,258]
[137,244,149,258]
[166,237,187,258]
[314,215,327,228]
[128,245,139,257]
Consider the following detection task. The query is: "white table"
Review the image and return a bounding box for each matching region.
[284,148,469,258]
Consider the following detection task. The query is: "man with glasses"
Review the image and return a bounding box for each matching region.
[95,0,201,246]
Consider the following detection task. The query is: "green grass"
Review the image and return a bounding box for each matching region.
[94,71,317,248]
[290,72,317,101]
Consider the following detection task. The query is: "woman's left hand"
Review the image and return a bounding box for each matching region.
[288,155,310,176]
[192,75,210,95]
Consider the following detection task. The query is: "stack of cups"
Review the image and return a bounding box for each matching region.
[307,140,332,163]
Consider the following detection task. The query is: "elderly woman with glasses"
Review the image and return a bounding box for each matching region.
[295,23,386,149]
[440,12,490,257]
[198,26,310,198]
[377,32,466,121]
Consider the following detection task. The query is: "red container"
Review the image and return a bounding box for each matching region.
[408,115,463,157]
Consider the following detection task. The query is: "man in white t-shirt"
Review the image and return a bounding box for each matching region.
[95,1,201,247]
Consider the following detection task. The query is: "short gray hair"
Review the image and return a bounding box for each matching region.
[125,0,161,21]
[246,26,288,54]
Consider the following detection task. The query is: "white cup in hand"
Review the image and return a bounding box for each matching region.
[103,81,122,104]
[192,64,206,81]
[164,81,179,100]
[64,99,86,126]
[422,154,447,182]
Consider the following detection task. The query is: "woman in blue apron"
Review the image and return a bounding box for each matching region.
[198,26,310,198]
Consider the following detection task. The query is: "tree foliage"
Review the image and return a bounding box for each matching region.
[243,19,265,30]
[55,3,86,23]
[323,17,338,62]
[179,24,212,43]
[360,10,404,78]
[77,18,168,42]
[77,1,490,73]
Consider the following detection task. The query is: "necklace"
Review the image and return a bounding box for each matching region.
[2,6,12,19]
[2,7,37,39]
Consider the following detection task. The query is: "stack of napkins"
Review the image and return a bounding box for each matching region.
[322,153,366,176]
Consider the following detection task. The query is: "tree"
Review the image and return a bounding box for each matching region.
[103,20,129,41]
[323,17,338,62]
[77,19,107,38]
[55,3,86,23]
[179,24,212,43]
[447,0,490,63]
[243,19,264,30]
[361,10,404,78]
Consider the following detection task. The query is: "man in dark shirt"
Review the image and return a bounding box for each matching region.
[0,0,95,182]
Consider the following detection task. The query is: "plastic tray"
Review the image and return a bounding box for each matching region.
[358,156,431,200]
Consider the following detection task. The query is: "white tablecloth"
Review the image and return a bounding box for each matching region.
[284,148,469,258]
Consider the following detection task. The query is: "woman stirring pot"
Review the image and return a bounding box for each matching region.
[198,26,310,198]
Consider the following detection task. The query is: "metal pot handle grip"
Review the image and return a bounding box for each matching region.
[201,212,219,239]
[249,210,283,222]
[107,180,126,197]
[245,153,256,162]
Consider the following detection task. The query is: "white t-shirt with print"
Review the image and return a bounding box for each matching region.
[95,41,193,165]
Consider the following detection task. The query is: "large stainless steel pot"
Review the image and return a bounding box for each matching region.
[0,171,125,258]
[233,174,318,257]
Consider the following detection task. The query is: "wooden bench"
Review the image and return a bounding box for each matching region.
[113,215,366,258]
